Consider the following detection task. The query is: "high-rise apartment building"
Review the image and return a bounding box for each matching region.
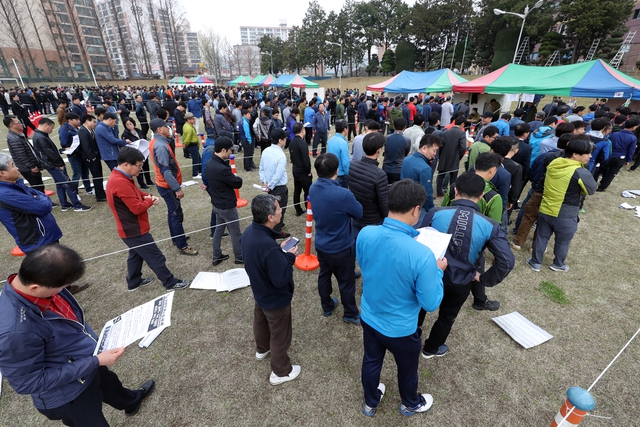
[240,19,290,46]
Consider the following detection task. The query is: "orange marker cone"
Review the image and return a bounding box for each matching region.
[199,133,205,147]
[550,387,595,427]
[294,199,319,271]
[44,189,54,197]
[228,154,247,207]
[11,246,25,257]
[172,121,183,148]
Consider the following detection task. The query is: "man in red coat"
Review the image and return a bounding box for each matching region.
[106,147,190,291]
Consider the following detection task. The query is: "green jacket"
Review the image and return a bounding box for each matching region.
[540,157,596,218]
[336,103,345,120]
[442,178,502,222]
[467,140,491,170]
[182,122,199,147]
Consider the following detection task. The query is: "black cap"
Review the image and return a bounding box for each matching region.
[482,111,494,118]
[150,118,170,132]
[270,128,287,142]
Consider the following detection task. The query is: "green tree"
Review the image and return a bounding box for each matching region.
[353,1,380,64]
[597,30,625,62]
[395,40,416,73]
[537,31,563,64]
[371,0,410,50]
[258,35,284,74]
[283,27,304,73]
[299,0,327,77]
[559,0,634,63]
[366,54,379,76]
[381,49,396,75]
[492,28,520,69]
[337,0,366,77]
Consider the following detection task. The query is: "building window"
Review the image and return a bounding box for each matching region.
[634,9,640,19]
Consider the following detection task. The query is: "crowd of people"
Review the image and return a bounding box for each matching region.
[0,81,639,424]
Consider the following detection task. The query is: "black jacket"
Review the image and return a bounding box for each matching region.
[289,136,311,176]
[240,222,296,310]
[11,101,28,118]
[6,130,40,173]
[502,158,522,205]
[32,130,64,170]
[511,139,532,181]
[121,128,144,142]
[174,109,186,134]
[203,154,243,209]
[77,126,100,162]
[348,157,389,225]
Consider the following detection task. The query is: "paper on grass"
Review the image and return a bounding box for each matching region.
[619,202,637,210]
[182,180,198,187]
[627,190,640,196]
[190,268,251,292]
[93,292,174,355]
[622,191,637,198]
[415,227,452,260]
[492,311,553,349]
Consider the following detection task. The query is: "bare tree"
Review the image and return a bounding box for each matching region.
[146,0,167,78]
[223,39,236,77]
[158,0,187,75]
[199,27,224,83]
[129,1,154,75]
[24,0,54,79]
[0,0,38,77]
[107,0,134,78]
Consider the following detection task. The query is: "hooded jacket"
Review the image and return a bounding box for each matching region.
[529,125,556,167]
[540,157,597,218]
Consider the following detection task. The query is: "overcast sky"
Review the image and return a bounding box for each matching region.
[183,0,417,45]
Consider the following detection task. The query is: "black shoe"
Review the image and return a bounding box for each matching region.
[234,258,244,265]
[125,379,155,417]
[222,232,229,237]
[472,300,500,311]
[140,185,151,190]
[295,210,306,217]
[128,277,154,292]
[51,202,60,208]
[277,232,291,239]
[166,280,190,291]
[146,181,156,186]
[68,282,90,295]
[212,254,230,266]
[96,198,107,202]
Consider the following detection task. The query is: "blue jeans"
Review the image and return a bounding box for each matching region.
[48,166,82,208]
[67,155,92,193]
[157,186,188,249]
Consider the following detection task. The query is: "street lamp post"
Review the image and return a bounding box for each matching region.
[494,0,543,63]
[260,51,273,75]
[325,38,343,91]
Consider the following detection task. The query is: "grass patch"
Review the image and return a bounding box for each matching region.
[539,281,570,305]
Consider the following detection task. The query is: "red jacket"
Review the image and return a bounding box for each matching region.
[106,168,153,238]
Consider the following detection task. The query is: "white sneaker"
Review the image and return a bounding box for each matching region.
[86,190,95,195]
[269,365,300,386]
[255,350,271,360]
[362,383,386,417]
[398,393,434,416]
[193,174,202,179]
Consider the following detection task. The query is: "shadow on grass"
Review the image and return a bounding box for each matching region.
[539,281,570,305]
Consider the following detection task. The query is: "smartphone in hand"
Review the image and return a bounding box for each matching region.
[282,237,299,252]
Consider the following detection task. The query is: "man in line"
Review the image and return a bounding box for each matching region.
[77,115,107,202]
[204,136,244,266]
[358,180,445,417]
[59,112,93,196]
[241,194,300,386]
[149,118,199,256]
[436,116,467,196]
[419,172,514,359]
[4,115,44,192]
[400,134,442,226]
[404,114,426,154]
[95,112,131,171]
[304,98,317,146]
[348,132,388,240]
[32,118,92,212]
[182,112,201,178]
[0,245,155,425]
[383,117,411,184]
[214,102,234,138]
[239,109,257,172]
[135,94,149,138]
[289,123,312,216]
[326,119,350,188]
[596,119,638,189]
[259,129,289,236]
[312,103,330,156]
[106,147,190,292]
[309,154,363,324]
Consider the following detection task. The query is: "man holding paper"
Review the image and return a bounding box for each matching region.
[59,112,93,197]
[0,244,155,425]
[418,172,514,359]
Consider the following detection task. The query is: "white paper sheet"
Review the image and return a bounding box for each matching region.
[492,311,553,349]
[620,202,637,210]
[415,227,452,260]
[62,135,80,155]
[182,180,198,187]
[190,269,250,292]
[93,293,174,355]
[129,139,149,160]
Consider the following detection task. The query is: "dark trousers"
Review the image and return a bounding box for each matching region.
[241,140,255,171]
[292,173,312,214]
[336,175,348,188]
[38,366,141,427]
[86,159,106,200]
[156,186,188,249]
[122,233,179,290]
[212,206,242,260]
[386,171,401,184]
[631,150,640,170]
[104,160,118,172]
[361,320,424,409]
[304,127,313,145]
[140,122,149,139]
[531,213,578,268]
[22,170,44,193]
[136,158,154,187]
[358,121,365,134]
[595,157,625,190]
[253,303,292,377]
[316,246,358,318]
[423,281,473,354]
[19,115,36,136]
[185,145,201,176]
[67,155,92,194]
[48,167,82,208]
[312,132,327,156]
[436,170,459,196]
[270,185,288,232]
[348,123,357,141]
[259,138,272,152]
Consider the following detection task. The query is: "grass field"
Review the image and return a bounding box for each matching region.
[1,84,640,426]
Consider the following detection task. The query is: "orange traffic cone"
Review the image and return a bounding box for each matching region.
[294,199,320,271]
[44,189,54,197]
[199,133,205,147]
[228,155,247,207]
[172,122,183,149]
[11,246,25,257]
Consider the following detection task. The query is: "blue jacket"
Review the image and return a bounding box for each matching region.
[494,119,510,137]
[357,101,368,122]
[421,199,515,286]
[0,179,62,253]
[309,178,362,254]
[490,165,511,211]
[95,121,127,161]
[239,117,252,143]
[508,117,524,136]
[529,125,556,166]
[240,222,296,310]
[609,129,637,161]
[357,218,444,337]
[286,114,297,141]
[312,111,330,134]
[0,281,100,410]
[201,137,215,186]
[400,152,435,211]
[58,122,77,149]
[187,98,202,118]
[587,134,611,171]
[304,106,315,126]
[326,134,350,176]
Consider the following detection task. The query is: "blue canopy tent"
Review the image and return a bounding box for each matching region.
[367,69,468,93]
